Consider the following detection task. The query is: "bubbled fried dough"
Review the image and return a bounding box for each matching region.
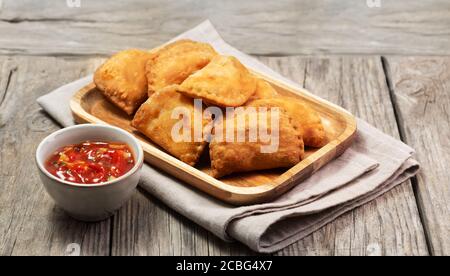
[247,78,279,101]
[94,49,152,115]
[146,39,218,95]
[247,97,327,148]
[209,110,304,178]
[131,85,211,166]
[177,55,257,107]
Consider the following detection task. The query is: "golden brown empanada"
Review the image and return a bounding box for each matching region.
[247,97,327,147]
[247,78,278,101]
[177,55,257,107]
[94,49,152,115]
[131,85,210,166]
[146,39,217,95]
[210,109,304,178]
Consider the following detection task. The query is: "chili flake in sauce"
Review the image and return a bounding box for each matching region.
[45,141,135,184]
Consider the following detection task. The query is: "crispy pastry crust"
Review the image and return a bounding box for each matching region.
[146,39,218,95]
[94,49,152,115]
[131,85,210,166]
[247,96,327,147]
[177,55,257,107]
[247,78,279,102]
[209,110,304,178]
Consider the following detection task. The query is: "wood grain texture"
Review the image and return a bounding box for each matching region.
[0,56,110,256]
[0,55,434,256]
[112,188,255,256]
[0,0,449,56]
[385,57,450,256]
[259,56,428,256]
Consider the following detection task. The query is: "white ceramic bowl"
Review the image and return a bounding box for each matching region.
[36,124,144,222]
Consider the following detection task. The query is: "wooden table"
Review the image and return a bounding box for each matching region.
[0,0,449,256]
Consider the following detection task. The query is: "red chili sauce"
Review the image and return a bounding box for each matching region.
[45,141,135,184]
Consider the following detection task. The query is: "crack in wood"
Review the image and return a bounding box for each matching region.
[380,56,434,256]
[109,216,114,256]
[0,68,16,107]
[409,176,435,254]
[302,61,308,88]
[0,17,101,24]
[381,57,406,142]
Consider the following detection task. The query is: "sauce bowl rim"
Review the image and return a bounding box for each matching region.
[35,124,144,188]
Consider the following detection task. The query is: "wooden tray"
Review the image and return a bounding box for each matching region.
[70,71,357,205]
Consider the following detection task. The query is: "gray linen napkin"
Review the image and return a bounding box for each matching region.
[37,20,419,253]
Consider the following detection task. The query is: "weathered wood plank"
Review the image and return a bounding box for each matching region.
[385,56,450,256]
[0,56,110,256]
[0,0,449,56]
[112,185,256,256]
[0,55,431,256]
[259,56,429,256]
[112,189,206,256]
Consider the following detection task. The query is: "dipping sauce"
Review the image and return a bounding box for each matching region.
[45,141,135,184]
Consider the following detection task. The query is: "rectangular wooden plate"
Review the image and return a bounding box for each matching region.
[70,70,357,205]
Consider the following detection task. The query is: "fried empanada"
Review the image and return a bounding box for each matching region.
[247,79,278,101]
[247,96,327,147]
[131,85,210,166]
[146,39,217,95]
[177,55,257,107]
[94,49,152,115]
[210,109,304,178]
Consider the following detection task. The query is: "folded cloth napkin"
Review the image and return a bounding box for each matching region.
[37,20,419,253]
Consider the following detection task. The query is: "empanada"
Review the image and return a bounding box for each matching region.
[247,97,327,147]
[247,79,278,101]
[210,109,304,178]
[178,55,257,107]
[146,39,217,95]
[94,49,152,115]
[131,85,210,166]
